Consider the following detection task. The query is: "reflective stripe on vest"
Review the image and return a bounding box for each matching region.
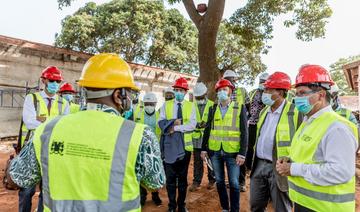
[255,101,298,158]
[288,112,358,211]
[165,100,194,151]
[35,113,143,212]
[192,100,213,142]
[208,102,241,153]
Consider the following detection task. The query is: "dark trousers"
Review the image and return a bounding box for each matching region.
[192,149,215,185]
[294,203,315,212]
[246,124,257,170]
[239,164,246,186]
[140,186,159,200]
[19,183,43,212]
[164,152,191,210]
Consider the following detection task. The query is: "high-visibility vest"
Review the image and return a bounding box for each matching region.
[165,99,194,152]
[192,100,214,147]
[32,110,145,212]
[255,101,299,158]
[235,87,247,105]
[133,102,143,121]
[69,103,80,114]
[208,102,241,153]
[288,112,358,212]
[336,108,352,120]
[21,92,66,146]
[249,89,257,102]
[134,107,161,139]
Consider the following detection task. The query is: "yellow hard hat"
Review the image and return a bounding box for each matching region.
[78,53,139,91]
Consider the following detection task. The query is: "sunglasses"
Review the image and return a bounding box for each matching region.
[49,80,61,83]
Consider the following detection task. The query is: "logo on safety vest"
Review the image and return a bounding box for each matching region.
[301,134,312,142]
[50,141,64,155]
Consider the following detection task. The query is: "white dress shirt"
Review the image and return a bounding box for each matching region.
[159,99,196,133]
[291,105,358,186]
[22,90,70,130]
[256,100,286,161]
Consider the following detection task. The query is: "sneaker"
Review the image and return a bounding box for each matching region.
[188,183,200,192]
[207,181,215,190]
[240,184,246,192]
[152,193,162,206]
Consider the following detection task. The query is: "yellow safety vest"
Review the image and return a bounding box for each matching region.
[133,102,143,121]
[336,108,352,120]
[255,101,299,158]
[32,110,144,212]
[192,100,214,146]
[69,103,80,114]
[165,100,194,152]
[21,92,66,146]
[134,107,161,139]
[235,87,247,105]
[288,112,358,212]
[208,102,241,153]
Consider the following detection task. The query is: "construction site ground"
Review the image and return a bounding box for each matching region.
[0,140,359,212]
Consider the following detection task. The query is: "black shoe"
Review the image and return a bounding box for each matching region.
[178,206,189,212]
[152,193,162,206]
[168,208,176,212]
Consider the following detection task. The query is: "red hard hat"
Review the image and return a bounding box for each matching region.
[173,77,189,90]
[295,64,334,87]
[41,66,63,81]
[215,79,235,91]
[60,83,76,93]
[264,72,291,90]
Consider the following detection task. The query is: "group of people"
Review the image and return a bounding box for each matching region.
[7,53,359,212]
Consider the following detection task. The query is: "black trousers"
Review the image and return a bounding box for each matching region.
[192,149,215,185]
[246,124,257,170]
[140,186,159,199]
[294,203,315,212]
[164,152,191,210]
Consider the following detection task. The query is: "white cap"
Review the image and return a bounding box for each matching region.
[143,92,157,103]
[259,73,270,81]
[164,87,174,94]
[330,83,339,94]
[223,70,238,78]
[193,82,207,97]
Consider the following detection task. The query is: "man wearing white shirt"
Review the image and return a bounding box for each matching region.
[19,66,69,212]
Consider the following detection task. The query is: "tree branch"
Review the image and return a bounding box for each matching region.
[182,0,203,28]
[204,0,225,29]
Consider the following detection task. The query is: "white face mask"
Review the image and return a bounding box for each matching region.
[144,106,155,114]
[196,99,206,105]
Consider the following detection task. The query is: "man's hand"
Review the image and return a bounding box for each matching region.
[276,158,291,176]
[236,155,245,166]
[36,116,46,123]
[200,151,208,161]
[174,119,182,126]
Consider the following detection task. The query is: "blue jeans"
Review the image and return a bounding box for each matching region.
[211,150,240,212]
[19,184,43,212]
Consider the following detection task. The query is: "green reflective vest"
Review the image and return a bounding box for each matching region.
[21,92,66,146]
[288,112,358,212]
[133,102,143,121]
[69,103,80,114]
[209,102,241,153]
[255,101,299,158]
[32,110,144,212]
[165,100,194,152]
[134,107,161,139]
[192,100,214,146]
[336,107,352,120]
[235,87,247,105]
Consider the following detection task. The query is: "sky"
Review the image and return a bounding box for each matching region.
[1,0,360,87]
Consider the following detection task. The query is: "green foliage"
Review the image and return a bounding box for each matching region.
[55,0,198,72]
[330,55,360,96]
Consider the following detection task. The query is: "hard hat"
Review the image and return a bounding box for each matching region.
[193,82,207,97]
[263,72,291,90]
[259,73,270,82]
[78,53,139,91]
[135,82,142,91]
[223,70,238,79]
[164,87,174,94]
[173,77,189,90]
[215,79,235,91]
[41,66,63,81]
[295,64,334,87]
[330,83,340,94]
[143,92,157,103]
[59,83,76,93]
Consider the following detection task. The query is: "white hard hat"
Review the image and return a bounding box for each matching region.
[223,70,238,78]
[193,82,207,97]
[143,92,157,103]
[259,73,270,81]
[330,83,339,94]
[164,87,174,94]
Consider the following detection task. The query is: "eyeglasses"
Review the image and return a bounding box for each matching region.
[49,80,61,83]
[295,90,318,97]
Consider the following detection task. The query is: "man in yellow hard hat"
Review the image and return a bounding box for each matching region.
[9,53,165,212]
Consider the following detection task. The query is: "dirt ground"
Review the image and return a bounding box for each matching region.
[0,140,359,212]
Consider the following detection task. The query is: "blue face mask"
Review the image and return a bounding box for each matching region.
[123,104,133,120]
[261,93,275,106]
[217,90,229,102]
[47,82,60,94]
[175,91,185,102]
[294,96,314,114]
[63,94,73,102]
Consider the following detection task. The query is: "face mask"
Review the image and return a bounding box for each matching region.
[144,106,155,114]
[196,99,206,105]
[175,91,185,102]
[122,100,133,120]
[63,94,73,102]
[258,84,265,90]
[294,96,314,114]
[47,82,60,94]
[217,90,229,102]
[261,93,275,106]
